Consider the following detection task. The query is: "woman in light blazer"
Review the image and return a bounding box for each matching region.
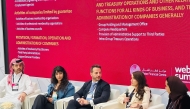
[118,71,151,109]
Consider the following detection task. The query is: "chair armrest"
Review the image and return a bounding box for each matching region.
[33,89,41,94]
[28,92,46,109]
[22,89,41,109]
[0,93,4,98]
[148,104,165,109]
[55,96,74,109]
[93,99,118,109]
[93,101,125,109]
[27,89,41,97]
[0,90,5,98]
[96,99,118,105]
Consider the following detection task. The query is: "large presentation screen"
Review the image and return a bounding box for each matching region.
[3,0,190,89]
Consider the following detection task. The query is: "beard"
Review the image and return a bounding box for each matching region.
[16,68,22,73]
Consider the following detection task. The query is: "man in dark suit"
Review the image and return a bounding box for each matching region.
[66,64,111,109]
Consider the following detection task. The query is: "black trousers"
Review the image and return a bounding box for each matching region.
[32,95,54,109]
[66,99,93,109]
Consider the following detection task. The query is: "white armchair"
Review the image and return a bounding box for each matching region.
[93,89,120,109]
[94,94,165,109]
[28,86,81,109]
[55,86,81,109]
[148,94,165,109]
[0,82,41,109]
[23,82,41,109]
[28,92,46,109]
[58,88,120,109]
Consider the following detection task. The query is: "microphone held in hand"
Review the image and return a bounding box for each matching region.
[125,88,129,97]
[125,88,130,107]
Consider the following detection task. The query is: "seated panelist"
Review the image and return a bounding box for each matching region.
[66,64,111,109]
[118,71,151,109]
[0,58,34,109]
[32,66,75,109]
[165,76,190,109]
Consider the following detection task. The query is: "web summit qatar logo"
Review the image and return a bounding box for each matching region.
[175,65,190,83]
[130,64,141,74]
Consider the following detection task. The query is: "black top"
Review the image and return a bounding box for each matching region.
[166,93,190,109]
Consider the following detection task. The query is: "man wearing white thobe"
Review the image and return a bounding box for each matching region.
[0,58,34,109]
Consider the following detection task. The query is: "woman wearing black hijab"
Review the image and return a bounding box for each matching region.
[165,76,190,109]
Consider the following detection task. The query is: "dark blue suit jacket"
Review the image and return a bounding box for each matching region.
[74,79,110,104]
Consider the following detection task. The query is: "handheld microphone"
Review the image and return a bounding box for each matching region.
[125,88,129,97]
[125,88,130,107]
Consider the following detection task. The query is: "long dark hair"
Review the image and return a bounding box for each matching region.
[51,66,69,91]
[133,71,149,100]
